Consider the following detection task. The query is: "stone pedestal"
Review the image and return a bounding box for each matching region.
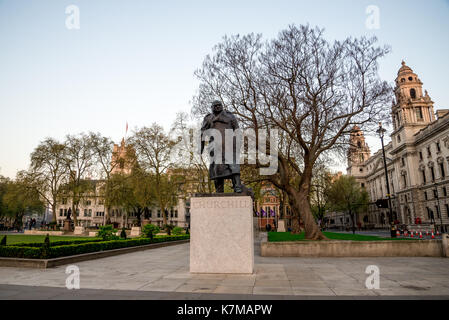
[130,226,141,237]
[190,195,254,274]
[74,226,85,235]
[277,219,287,232]
[63,220,72,232]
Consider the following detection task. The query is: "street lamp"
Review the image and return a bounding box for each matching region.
[434,188,445,233]
[376,123,394,234]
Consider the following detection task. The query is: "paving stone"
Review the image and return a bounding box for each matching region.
[2,241,449,298]
[292,287,336,296]
[213,286,253,294]
[253,286,294,295]
[175,284,217,293]
[254,279,291,288]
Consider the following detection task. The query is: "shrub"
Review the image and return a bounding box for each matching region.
[165,224,174,236]
[98,225,119,241]
[0,234,190,259]
[0,235,6,246]
[0,246,42,259]
[142,224,159,239]
[172,227,183,235]
[120,227,127,239]
[10,238,103,248]
[41,234,50,259]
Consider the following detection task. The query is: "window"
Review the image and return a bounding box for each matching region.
[436,206,440,219]
[408,77,413,81]
[88,209,92,217]
[440,163,446,178]
[446,204,449,218]
[419,151,423,161]
[431,167,435,181]
[443,187,447,197]
[64,209,67,216]
[433,189,438,199]
[424,191,428,200]
[149,210,152,218]
[157,210,161,218]
[62,198,67,205]
[427,147,431,157]
[60,209,63,217]
[401,157,405,167]
[437,142,441,153]
[410,89,416,99]
[415,107,423,121]
[84,209,87,217]
[421,170,426,184]
[427,207,433,220]
[175,210,178,218]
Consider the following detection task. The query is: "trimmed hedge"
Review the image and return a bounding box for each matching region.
[10,238,104,248]
[0,235,189,259]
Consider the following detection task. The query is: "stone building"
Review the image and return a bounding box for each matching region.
[55,139,189,229]
[347,61,449,231]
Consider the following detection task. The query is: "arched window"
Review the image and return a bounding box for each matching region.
[410,88,416,99]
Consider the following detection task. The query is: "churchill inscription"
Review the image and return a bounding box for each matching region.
[191,198,252,209]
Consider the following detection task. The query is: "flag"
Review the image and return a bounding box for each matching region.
[261,209,266,217]
[270,209,275,217]
[256,211,259,216]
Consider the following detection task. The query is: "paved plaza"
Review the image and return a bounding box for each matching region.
[1,234,449,299]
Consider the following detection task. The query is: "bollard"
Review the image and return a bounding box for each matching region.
[442,234,449,258]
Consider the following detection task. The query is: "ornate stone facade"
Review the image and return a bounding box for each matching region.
[347,62,449,230]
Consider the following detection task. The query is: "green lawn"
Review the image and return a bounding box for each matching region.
[268,231,412,242]
[2,234,94,245]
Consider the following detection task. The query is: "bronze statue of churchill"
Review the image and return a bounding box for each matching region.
[200,100,244,193]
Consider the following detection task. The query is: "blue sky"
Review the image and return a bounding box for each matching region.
[1,0,448,178]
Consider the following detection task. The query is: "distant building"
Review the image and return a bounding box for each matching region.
[347,61,449,231]
[55,138,189,229]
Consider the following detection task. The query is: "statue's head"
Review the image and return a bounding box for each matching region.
[211,100,223,114]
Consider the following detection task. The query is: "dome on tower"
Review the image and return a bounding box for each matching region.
[398,60,413,76]
[396,60,421,85]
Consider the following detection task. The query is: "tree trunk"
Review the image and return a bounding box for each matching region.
[104,206,110,226]
[51,203,57,224]
[286,175,327,240]
[160,206,167,226]
[72,202,77,226]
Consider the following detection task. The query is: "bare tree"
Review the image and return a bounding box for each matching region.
[170,112,213,194]
[128,123,177,226]
[62,133,94,226]
[193,25,392,239]
[89,132,121,225]
[27,138,67,224]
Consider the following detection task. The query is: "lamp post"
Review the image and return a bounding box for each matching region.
[376,123,394,235]
[434,188,445,233]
